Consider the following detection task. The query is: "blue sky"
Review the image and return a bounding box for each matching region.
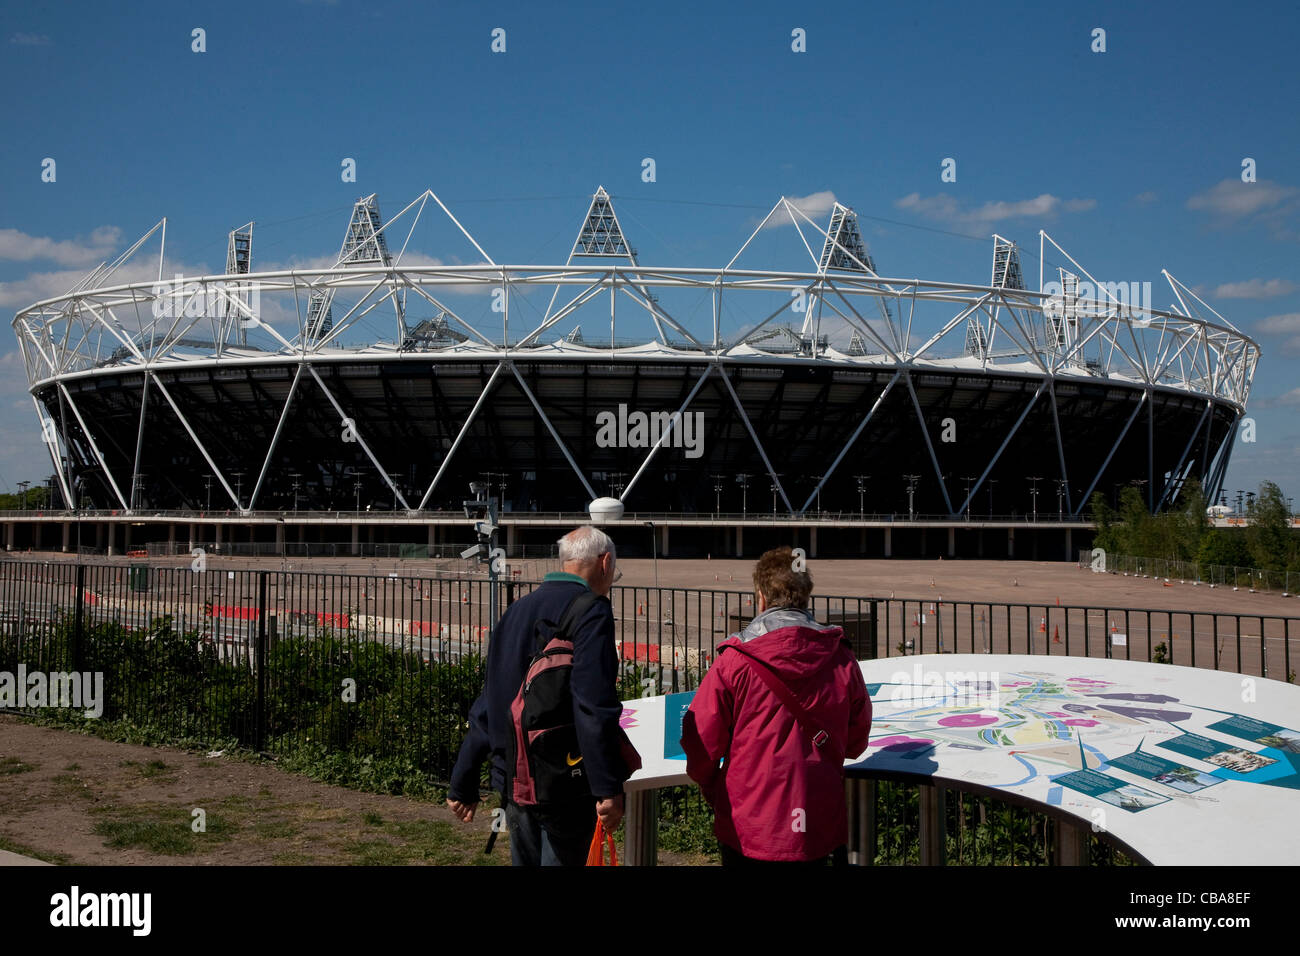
[1,0,1297,504]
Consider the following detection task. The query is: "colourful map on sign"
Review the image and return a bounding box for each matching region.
[863,665,1300,813]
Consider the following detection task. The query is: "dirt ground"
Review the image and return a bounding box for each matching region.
[0,715,705,866]
[611,557,1300,618]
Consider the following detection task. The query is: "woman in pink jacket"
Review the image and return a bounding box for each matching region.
[681,547,872,864]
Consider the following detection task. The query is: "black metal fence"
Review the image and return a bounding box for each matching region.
[2,557,1295,863]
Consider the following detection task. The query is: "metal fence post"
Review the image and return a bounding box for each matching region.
[73,562,85,672]
[255,570,268,752]
[869,599,879,659]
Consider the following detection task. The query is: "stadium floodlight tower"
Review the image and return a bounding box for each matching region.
[225,222,254,345]
[305,194,403,343]
[801,202,894,358]
[967,235,1024,360]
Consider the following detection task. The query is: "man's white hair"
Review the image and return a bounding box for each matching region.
[559,525,615,564]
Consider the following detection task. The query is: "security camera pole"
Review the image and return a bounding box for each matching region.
[462,481,502,633]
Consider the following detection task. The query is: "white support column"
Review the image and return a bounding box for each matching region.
[275,523,285,552]
[168,524,175,553]
[810,526,818,558]
[506,523,516,553]
[735,525,743,558]
[660,524,668,558]
[1065,527,1072,561]
[61,522,70,553]
[948,526,956,558]
[188,523,196,551]
[1008,527,1015,558]
[352,523,360,555]
[884,527,892,558]
[215,523,223,553]
[5,521,13,551]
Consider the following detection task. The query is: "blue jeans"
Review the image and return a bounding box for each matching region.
[506,801,596,866]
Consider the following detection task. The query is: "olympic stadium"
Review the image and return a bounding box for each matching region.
[9,187,1259,557]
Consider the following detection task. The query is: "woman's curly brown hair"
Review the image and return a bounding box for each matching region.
[752,546,813,609]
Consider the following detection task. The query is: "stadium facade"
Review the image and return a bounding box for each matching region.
[11,187,1257,555]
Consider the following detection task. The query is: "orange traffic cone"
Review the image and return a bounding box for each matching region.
[638,603,644,616]
[1053,625,1061,644]
[1039,616,1046,633]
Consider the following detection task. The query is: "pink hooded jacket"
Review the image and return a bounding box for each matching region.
[681,608,872,861]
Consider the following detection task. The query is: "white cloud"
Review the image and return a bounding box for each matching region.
[894,192,1096,232]
[1253,313,1300,355]
[761,191,839,230]
[1213,278,1297,299]
[0,258,212,309]
[1254,387,1300,408]
[8,32,50,46]
[0,226,122,266]
[1134,191,1158,205]
[1187,178,1298,219]
[1257,312,1300,333]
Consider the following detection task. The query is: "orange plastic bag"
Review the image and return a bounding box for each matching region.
[586,820,619,866]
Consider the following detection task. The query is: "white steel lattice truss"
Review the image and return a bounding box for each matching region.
[12,187,1259,517]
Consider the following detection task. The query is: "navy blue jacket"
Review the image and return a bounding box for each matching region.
[448,573,628,804]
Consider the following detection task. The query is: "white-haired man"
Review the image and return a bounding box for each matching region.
[447,525,636,865]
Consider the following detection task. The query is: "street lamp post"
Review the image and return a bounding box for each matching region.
[854,474,869,516]
[987,478,997,519]
[961,476,976,520]
[1027,476,1043,522]
[1055,479,1066,519]
[903,474,920,520]
[204,474,213,511]
[736,473,750,516]
[712,475,724,516]
[17,481,29,511]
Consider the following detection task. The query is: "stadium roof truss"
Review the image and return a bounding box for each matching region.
[12,187,1259,517]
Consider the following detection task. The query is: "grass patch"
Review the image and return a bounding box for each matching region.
[362,811,384,827]
[253,819,301,840]
[272,850,315,865]
[120,759,174,779]
[92,805,234,856]
[63,763,80,771]
[0,756,35,775]
[49,773,96,801]
[325,816,505,866]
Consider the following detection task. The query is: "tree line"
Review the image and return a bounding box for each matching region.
[1090,479,1298,572]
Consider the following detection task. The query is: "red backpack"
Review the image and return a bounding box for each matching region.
[507,591,602,807]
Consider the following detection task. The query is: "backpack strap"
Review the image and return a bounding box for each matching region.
[536,588,602,653]
[721,643,844,764]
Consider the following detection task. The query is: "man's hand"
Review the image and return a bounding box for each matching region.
[596,794,624,832]
[447,799,478,823]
